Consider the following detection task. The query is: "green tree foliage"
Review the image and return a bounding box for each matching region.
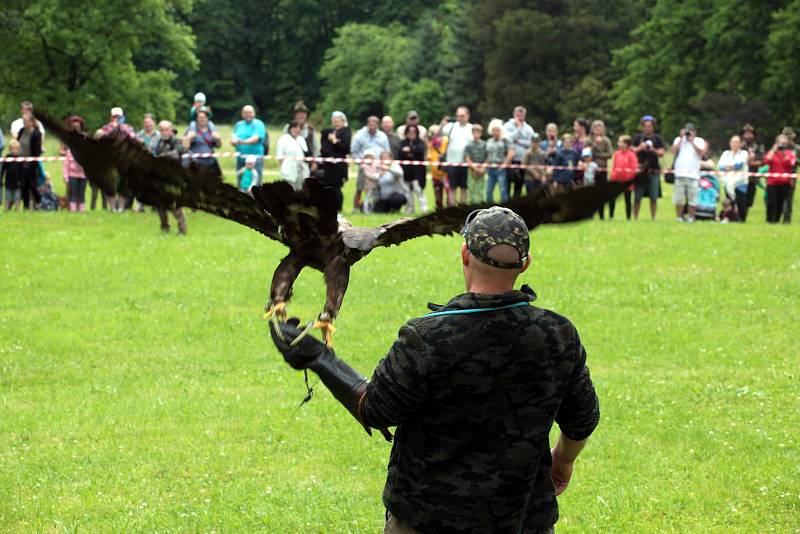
[0,0,196,128]
[453,0,645,128]
[317,24,413,124]
[388,79,448,127]
[183,0,441,123]
[556,76,619,134]
[612,0,794,141]
[763,0,800,127]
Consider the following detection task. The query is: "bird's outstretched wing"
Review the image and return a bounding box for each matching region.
[38,112,284,242]
[343,180,631,251]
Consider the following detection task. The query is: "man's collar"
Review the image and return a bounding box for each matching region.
[427,285,537,312]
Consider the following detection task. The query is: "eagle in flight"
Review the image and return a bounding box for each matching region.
[40,112,631,346]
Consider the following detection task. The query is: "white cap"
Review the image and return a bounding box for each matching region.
[245,155,257,165]
[194,92,206,104]
[110,107,124,117]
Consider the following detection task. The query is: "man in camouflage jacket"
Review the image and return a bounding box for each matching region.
[270,206,600,533]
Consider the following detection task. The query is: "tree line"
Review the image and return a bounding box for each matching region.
[1,0,798,146]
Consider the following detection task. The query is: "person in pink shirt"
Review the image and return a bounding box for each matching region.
[62,115,88,212]
[610,135,638,220]
[764,133,797,223]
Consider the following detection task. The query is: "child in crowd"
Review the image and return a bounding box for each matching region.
[464,124,487,204]
[1,140,25,211]
[427,124,451,209]
[237,155,260,192]
[360,152,380,214]
[578,147,598,186]
[39,173,59,211]
[522,134,546,194]
[610,135,638,220]
[552,134,579,191]
[719,198,740,223]
[63,116,88,212]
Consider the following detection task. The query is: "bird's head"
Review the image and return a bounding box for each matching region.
[337,215,353,233]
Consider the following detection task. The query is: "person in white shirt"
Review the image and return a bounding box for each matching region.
[10,101,45,139]
[671,123,706,222]
[276,120,310,191]
[396,110,428,142]
[718,135,751,222]
[502,106,535,199]
[442,106,473,205]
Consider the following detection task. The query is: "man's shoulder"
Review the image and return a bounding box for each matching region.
[405,302,577,337]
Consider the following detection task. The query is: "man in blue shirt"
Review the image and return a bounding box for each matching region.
[232,105,267,186]
[350,116,390,212]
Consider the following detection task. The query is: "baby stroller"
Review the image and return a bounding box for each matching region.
[695,173,720,221]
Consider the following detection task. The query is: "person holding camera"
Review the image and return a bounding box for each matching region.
[631,116,665,220]
[670,123,706,222]
[764,133,797,223]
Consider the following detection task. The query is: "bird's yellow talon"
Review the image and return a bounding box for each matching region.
[313,320,336,347]
[263,302,286,320]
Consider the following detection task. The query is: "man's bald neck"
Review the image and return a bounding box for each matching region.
[461,244,530,295]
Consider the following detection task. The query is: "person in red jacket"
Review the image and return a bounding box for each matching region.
[609,135,638,220]
[764,134,797,223]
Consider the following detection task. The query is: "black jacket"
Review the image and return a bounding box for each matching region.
[320,127,351,186]
[399,138,426,184]
[1,160,26,189]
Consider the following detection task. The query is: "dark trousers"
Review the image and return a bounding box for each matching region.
[373,192,407,213]
[333,186,343,212]
[609,189,632,220]
[734,189,749,222]
[766,184,790,223]
[594,171,608,219]
[22,169,40,209]
[90,182,107,210]
[784,185,795,223]
[505,166,524,199]
[68,177,88,204]
[746,177,758,207]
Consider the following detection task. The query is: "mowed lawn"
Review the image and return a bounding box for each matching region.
[1,146,800,532]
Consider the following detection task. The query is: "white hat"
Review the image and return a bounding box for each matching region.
[245,155,257,165]
[110,107,124,117]
[194,92,207,104]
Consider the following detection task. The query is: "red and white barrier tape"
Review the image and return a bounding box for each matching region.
[1,152,797,179]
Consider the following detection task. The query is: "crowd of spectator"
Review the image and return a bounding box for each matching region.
[0,97,797,225]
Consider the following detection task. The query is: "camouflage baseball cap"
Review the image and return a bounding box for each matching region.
[461,207,530,269]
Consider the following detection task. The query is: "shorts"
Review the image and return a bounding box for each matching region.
[672,176,699,207]
[5,187,22,202]
[635,171,660,202]
[446,165,468,189]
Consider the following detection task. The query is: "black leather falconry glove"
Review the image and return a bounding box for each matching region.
[269,319,391,440]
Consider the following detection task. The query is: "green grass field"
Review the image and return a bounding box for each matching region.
[2,129,799,533]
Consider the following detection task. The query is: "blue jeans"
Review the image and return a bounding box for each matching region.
[236,156,264,187]
[486,167,508,203]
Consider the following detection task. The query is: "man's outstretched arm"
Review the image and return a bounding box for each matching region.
[269,319,375,435]
[269,319,428,440]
